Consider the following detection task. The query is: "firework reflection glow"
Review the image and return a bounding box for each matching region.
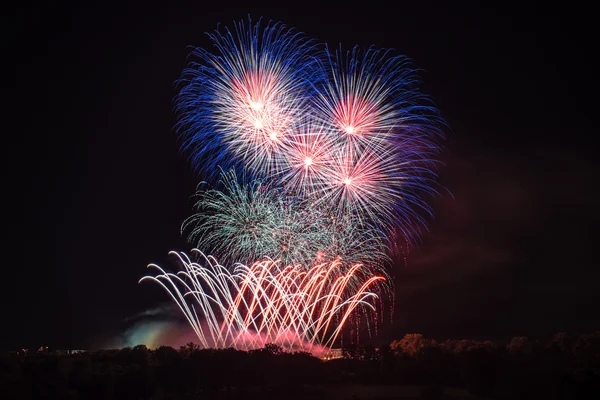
[141,250,385,352]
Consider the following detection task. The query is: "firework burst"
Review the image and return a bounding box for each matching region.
[176,18,319,178]
[183,169,390,273]
[279,121,335,195]
[308,46,443,239]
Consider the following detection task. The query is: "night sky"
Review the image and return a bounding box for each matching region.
[8,1,599,350]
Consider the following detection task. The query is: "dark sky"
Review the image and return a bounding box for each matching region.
[8,1,599,350]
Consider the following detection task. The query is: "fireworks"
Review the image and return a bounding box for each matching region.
[183,169,389,271]
[177,19,442,241]
[141,17,444,353]
[141,250,385,352]
[176,19,318,178]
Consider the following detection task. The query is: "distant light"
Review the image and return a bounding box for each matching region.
[250,101,264,110]
[343,177,352,185]
[345,125,355,134]
[253,119,264,129]
[304,157,313,167]
[269,131,278,140]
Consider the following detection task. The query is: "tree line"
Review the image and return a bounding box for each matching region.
[1,332,599,399]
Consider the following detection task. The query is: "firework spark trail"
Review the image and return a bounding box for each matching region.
[140,250,385,351]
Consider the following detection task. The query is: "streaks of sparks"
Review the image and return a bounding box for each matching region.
[141,250,385,352]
